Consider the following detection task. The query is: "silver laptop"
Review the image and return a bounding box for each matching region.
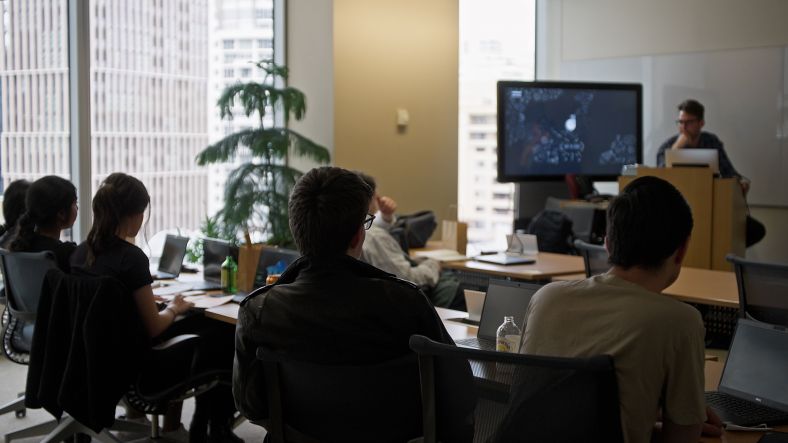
[455,279,541,351]
[152,235,189,280]
[474,234,538,266]
[705,319,788,426]
[665,148,720,174]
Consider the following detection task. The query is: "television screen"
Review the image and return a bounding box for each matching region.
[497,81,642,181]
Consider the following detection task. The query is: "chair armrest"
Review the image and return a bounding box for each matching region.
[151,333,200,352]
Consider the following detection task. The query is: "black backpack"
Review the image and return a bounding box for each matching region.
[390,211,437,250]
[526,210,576,254]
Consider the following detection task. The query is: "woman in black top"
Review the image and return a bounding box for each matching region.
[70,173,238,443]
[9,176,78,271]
[0,179,31,249]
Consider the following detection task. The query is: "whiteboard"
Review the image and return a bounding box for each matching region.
[556,46,788,207]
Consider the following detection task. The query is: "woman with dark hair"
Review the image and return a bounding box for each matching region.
[0,179,31,249]
[9,176,78,270]
[70,172,238,443]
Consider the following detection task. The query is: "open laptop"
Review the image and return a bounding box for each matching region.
[455,279,541,351]
[474,234,538,266]
[232,247,301,303]
[152,235,189,280]
[705,319,788,427]
[665,148,720,174]
[187,238,239,291]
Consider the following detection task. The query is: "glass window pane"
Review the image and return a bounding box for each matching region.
[458,0,535,255]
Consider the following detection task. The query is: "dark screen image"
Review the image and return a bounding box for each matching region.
[499,82,641,180]
[253,247,300,287]
[720,320,788,411]
[158,235,189,275]
[478,280,540,340]
[203,238,239,282]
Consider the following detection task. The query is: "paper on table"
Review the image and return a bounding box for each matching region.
[153,283,193,297]
[184,294,234,309]
[412,249,468,262]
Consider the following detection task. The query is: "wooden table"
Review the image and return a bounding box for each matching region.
[441,252,585,282]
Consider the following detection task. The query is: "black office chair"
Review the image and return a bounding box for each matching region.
[726,254,788,326]
[409,335,623,443]
[14,268,230,442]
[256,346,423,443]
[574,239,610,277]
[0,249,59,439]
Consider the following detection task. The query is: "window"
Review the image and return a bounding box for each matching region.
[240,68,251,78]
[257,38,272,48]
[458,0,535,254]
[0,0,281,243]
[240,39,252,49]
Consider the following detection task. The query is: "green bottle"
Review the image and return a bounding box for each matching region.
[221,255,238,294]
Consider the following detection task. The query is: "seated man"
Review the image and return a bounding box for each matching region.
[233,166,475,441]
[520,176,722,443]
[356,172,463,309]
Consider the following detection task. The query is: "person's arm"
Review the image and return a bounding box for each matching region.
[373,195,398,229]
[658,421,702,443]
[131,285,193,338]
[362,228,440,287]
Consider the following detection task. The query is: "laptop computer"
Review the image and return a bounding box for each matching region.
[152,235,189,280]
[474,234,538,266]
[188,238,239,291]
[705,319,788,427]
[232,246,301,303]
[665,148,720,174]
[455,279,541,351]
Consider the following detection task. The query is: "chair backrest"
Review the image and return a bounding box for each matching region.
[726,254,788,326]
[574,239,609,277]
[256,347,422,443]
[409,335,623,443]
[0,249,58,321]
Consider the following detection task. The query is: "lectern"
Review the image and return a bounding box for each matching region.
[619,167,746,271]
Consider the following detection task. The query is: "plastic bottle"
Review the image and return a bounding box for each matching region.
[221,255,238,294]
[496,316,522,353]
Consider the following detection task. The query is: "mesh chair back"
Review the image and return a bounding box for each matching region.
[409,335,622,443]
[727,254,788,326]
[0,249,58,321]
[256,348,422,443]
[574,239,609,277]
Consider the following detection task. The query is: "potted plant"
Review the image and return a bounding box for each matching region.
[196,60,330,248]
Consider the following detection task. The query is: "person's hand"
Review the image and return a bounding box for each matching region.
[672,133,690,150]
[168,294,194,315]
[702,405,723,436]
[377,195,398,223]
[739,178,751,196]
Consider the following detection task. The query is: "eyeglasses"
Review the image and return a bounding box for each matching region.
[363,214,376,230]
[675,118,698,126]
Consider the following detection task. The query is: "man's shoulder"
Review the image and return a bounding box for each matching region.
[658,134,679,151]
[699,131,723,147]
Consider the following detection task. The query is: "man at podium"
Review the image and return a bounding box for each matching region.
[656,99,765,247]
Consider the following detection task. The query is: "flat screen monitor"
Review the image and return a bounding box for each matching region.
[203,238,239,282]
[497,81,643,181]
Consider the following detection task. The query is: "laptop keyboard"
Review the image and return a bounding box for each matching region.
[455,337,497,351]
[705,392,788,426]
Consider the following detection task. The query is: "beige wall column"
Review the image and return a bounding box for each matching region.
[333,0,459,233]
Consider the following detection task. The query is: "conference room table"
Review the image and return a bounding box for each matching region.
[438,252,586,282]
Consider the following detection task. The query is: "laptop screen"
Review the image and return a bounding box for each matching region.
[253,247,300,287]
[719,319,788,412]
[477,279,541,341]
[158,235,189,275]
[203,238,239,282]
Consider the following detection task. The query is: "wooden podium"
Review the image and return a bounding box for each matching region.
[619,167,746,271]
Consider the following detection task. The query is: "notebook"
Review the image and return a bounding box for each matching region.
[665,148,720,174]
[705,319,788,427]
[455,279,540,351]
[152,235,189,280]
[187,238,239,291]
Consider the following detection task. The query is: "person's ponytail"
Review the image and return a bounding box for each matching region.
[9,212,35,252]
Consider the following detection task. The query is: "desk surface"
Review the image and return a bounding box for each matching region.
[441,252,584,281]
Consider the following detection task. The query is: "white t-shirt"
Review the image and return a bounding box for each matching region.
[521,273,707,443]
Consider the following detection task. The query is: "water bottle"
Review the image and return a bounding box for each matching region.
[496,316,522,353]
[221,255,237,294]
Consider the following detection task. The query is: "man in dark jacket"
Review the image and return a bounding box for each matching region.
[233,166,475,442]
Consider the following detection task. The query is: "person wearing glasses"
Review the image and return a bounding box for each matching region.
[355,171,464,309]
[233,166,475,442]
[656,99,765,246]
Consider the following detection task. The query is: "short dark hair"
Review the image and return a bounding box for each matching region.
[288,167,373,257]
[678,99,704,121]
[355,171,377,192]
[606,176,693,269]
